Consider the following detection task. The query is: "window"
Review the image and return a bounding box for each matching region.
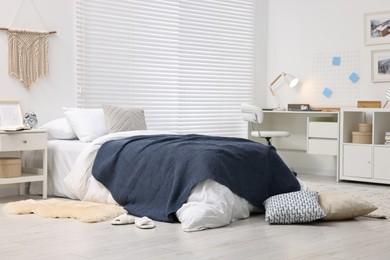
[76,0,255,137]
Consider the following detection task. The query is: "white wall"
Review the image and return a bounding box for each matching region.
[0,0,75,125]
[255,0,268,106]
[265,0,390,176]
[266,0,390,109]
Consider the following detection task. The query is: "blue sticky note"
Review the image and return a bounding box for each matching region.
[322,87,333,98]
[349,72,359,83]
[332,56,341,66]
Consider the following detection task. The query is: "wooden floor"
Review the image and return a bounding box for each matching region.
[1,175,390,260]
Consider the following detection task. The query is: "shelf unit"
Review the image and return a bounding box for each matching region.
[0,130,47,198]
[339,108,390,184]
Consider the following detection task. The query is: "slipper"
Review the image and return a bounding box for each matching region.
[111,213,135,225]
[135,216,155,229]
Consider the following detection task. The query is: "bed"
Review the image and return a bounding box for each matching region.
[26,106,304,231]
[27,139,88,199]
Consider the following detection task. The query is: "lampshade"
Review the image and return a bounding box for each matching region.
[283,73,299,88]
[268,72,300,110]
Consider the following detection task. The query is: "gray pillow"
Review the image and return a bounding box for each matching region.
[263,190,326,224]
[103,105,147,133]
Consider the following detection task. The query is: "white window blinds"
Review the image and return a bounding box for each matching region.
[76,0,255,137]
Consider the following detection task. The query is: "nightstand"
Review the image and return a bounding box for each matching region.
[0,129,47,198]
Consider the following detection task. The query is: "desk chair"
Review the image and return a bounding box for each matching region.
[241,103,290,145]
[241,103,297,176]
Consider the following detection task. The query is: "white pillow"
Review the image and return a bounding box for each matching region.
[63,108,108,143]
[40,117,77,140]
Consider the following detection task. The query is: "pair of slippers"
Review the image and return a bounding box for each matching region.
[111,213,155,229]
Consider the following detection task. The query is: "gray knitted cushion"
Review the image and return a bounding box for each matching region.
[263,190,326,224]
[103,105,147,133]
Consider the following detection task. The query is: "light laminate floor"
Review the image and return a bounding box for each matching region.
[1,175,390,260]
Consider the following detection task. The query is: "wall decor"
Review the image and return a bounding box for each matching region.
[0,0,56,89]
[364,11,390,45]
[312,51,360,107]
[371,49,390,82]
[0,100,24,130]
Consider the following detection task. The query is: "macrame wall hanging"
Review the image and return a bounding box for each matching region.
[0,0,56,90]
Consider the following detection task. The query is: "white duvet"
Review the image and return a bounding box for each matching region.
[64,130,259,231]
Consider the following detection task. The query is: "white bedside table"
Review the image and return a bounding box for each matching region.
[0,129,47,198]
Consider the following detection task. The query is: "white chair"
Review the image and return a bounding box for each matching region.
[241,103,290,146]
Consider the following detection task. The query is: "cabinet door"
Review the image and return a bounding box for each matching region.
[373,146,390,180]
[343,145,372,178]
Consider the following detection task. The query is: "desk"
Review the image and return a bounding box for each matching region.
[250,110,340,176]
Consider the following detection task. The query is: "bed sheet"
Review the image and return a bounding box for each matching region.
[27,140,89,198]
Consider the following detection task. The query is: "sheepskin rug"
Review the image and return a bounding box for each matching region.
[3,199,126,223]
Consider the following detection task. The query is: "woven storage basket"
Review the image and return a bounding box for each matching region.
[358,123,372,133]
[352,132,372,144]
[0,157,21,178]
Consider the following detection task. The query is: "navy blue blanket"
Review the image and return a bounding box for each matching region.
[92,134,300,222]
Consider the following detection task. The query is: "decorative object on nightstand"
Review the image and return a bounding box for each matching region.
[24,111,38,128]
[0,100,31,131]
[268,72,299,110]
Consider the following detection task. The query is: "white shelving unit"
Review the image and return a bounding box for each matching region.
[0,129,47,198]
[340,108,390,184]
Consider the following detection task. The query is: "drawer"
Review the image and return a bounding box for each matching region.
[0,133,47,151]
[307,139,338,155]
[308,122,338,139]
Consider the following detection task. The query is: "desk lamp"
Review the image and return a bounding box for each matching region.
[269,72,299,110]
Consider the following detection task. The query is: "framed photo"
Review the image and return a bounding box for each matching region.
[371,50,390,82]
[0,100,24,130]
[364,11,390,45]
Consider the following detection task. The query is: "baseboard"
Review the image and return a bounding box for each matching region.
[294,167,336,177]
[0,184,19,198]
[0,184,30,198]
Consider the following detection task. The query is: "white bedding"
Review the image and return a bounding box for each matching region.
[27,140,89,198]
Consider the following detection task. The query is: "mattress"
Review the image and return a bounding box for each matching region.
[27,140,89,198]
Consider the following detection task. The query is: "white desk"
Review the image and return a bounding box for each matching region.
[259,110,339,151]
[250,110,340,176]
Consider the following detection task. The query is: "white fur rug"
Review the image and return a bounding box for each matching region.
[3,199,126,223]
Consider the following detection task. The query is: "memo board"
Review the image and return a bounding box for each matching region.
[311,51,360,107]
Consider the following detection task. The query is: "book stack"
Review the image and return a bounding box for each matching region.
[385,132,390,145]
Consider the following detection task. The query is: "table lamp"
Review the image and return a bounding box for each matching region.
[269,72,299,110]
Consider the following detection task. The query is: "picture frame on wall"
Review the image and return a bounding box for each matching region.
[364,11,390,45]
[371,49,390,82]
